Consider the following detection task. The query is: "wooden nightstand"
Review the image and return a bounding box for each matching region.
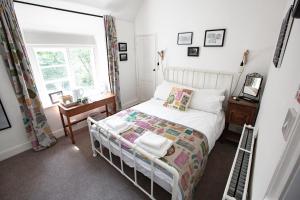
[224,97,259,143]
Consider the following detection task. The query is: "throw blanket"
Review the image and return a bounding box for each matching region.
[112,109,209,200]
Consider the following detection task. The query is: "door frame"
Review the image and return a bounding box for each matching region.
[135,33,158,102]
[263,114,300,199]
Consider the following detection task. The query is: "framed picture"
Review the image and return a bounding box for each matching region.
[0,99,11,131]
[119,53,128,61]
[273,5,294,68]
[293,0,300,18]
[118,43,127,52]
[187,47,200,57]
[204,29,226,47]
[49,91,63,104]
[177,32,193,45]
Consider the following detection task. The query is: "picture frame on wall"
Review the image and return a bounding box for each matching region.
[204,29,226,47]
[118,43,127,52]
[273,5,294,68]
[49,91,63,104]
[0,99,11,131]
[187,47,200,57]
[177,32,193,45]
[119,53,128,61]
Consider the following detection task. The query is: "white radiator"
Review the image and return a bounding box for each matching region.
[223,124,257,200]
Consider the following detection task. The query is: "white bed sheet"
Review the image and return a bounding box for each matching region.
[132,98,225,152]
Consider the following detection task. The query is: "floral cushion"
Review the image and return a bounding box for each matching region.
[163,87,193,111]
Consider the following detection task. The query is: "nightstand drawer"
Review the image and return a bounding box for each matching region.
[228,110,251,125]
[226,100,258,126]
[224,97,259,144]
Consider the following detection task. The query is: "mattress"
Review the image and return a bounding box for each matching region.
[132,98,225,152]
[90,98,225,199]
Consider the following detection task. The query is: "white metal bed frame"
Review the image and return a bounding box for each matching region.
[163,67,234,107]
[87,67,234,200]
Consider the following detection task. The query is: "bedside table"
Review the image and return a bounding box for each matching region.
[224,97,259,143]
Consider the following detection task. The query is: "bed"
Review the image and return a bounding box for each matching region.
[87,67,233,200]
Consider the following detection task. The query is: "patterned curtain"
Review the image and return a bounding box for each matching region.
[0,0,56,151]
[104,15,122,111]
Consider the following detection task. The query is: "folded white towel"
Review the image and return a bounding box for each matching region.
[139,131,168,149]
[135,133,173,158]
[105,117,128,130]
[101,117,132,135]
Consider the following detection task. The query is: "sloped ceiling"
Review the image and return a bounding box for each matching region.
[59,0,144,21]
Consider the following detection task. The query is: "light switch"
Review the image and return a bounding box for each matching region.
[282,108,297,141]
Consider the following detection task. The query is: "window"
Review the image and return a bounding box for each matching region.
[35,48,71,93]
[30,46,105,107]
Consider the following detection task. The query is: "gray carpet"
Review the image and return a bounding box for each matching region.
[0,127,236,200]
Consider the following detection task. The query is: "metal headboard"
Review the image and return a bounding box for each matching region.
[163,67,234,107]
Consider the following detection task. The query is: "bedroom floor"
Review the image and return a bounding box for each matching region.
[0,127,237,200]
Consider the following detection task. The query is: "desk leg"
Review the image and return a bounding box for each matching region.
[112,101,117,114]
[105,104,108,117]
[59,112,67,137]
[67,116,75,144]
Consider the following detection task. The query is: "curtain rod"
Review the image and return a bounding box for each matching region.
[13,0,104,18]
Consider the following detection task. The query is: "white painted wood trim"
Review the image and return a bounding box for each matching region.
[0,141,31,161]
[263,114,300,200]
[0,123,88,161]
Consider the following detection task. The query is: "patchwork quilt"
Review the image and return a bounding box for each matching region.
[105,109,209,200]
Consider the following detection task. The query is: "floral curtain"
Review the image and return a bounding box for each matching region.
[0,0,56,151]
[104,15,122,111]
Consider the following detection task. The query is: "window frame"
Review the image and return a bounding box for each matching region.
[28,44,97,108]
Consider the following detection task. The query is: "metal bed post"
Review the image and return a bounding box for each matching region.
[133,151,138,184]
[88,120,97,157]
[119,139,124,172]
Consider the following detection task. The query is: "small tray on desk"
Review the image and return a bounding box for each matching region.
[60,102,80,108]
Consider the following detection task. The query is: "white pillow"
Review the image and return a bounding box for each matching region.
[190,93,225,114]
[194,88,225,96]
[153,81,174,100]
[154,81,226,113]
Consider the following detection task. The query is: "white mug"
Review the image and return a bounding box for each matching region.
[72,88,84,101]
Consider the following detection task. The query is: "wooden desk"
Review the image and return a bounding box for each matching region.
[58,93,116,144]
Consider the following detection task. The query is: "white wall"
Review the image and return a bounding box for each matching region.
[251,0,300,198]
[56,0,144,21]
[0,0,138,161]
[116,20,138,108]
[0,59,31,161]
[135,0,287,92]
[134,0,300,199]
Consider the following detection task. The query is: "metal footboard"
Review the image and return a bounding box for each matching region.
[87,117,180,200]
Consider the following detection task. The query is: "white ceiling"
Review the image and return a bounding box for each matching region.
[58,0,144,21]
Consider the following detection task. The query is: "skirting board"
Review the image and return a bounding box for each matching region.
[0,141,32,162]
[0,99,140,162]
[0,123,87,162]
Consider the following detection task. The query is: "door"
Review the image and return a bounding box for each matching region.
[135,34,157,102]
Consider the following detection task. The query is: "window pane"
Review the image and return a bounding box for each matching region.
[46,81,70,93]
[36,51,66,67]
[42,67,68,81]
[69,48,94,88]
